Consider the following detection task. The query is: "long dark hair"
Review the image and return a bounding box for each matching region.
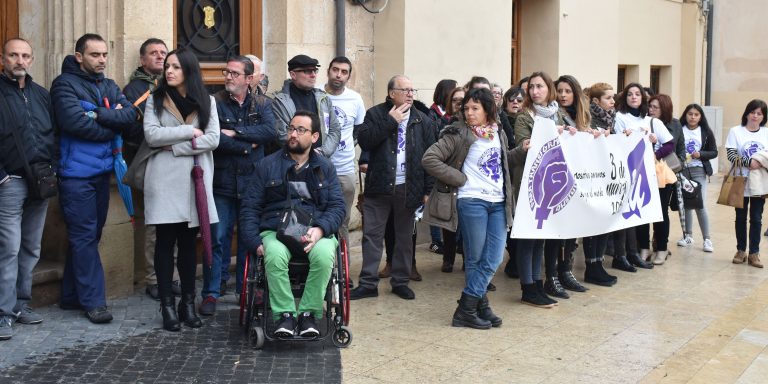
[649,94,674,124]
[432,79,457,109]
[741,99,768,126]
[555,75,591,129]
[615,82,648,116]
[153,48,211,129]
[680,103,712,133]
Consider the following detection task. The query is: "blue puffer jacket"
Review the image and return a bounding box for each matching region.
[212,90,277,199]
[51,55,138,178]
[239,149,346,252]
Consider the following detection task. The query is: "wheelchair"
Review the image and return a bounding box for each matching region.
[238,235,352,349]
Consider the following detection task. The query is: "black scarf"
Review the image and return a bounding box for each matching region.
[564,104,577,121]
[627,106,642,117]
[167,87,199,121]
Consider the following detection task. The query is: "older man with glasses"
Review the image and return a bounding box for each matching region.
[272,54,340,159]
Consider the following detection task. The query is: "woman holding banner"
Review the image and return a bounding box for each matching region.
[614,83,675,266]
[422,87,526,328]
[725,99,768,268]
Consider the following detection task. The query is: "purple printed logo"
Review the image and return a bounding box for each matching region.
[333,106,348,126]
[478,148,502,183]
[527,137,577,229]
[742,141,764,158]
[397,122,406,154]
[686,139,699,154]
[338,140,347,151]
[622,139,651,219]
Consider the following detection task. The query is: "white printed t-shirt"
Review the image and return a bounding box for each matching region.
[725,125,768,195]
[458,134,504,202]
[682,126,704,168]
[327,88,366,176]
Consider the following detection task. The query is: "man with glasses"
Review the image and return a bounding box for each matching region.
[199,56,277,315]
[272,54,340,159]
[240,111,345,338]
[350,75,436,301]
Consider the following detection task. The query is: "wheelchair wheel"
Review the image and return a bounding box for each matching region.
[331,326,352,348]
[249,325,265,349]
[239,252,251,327]
[340,238,351,326]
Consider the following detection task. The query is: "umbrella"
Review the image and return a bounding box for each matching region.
[191,140,213,268]
[103,98,135,226]
[674,173,686,235]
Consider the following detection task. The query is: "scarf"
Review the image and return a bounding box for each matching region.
[533,101,560,122]
[167,87,199,121]
[470,123,498,141]
[590,102,615,129]
[627,106,642,117]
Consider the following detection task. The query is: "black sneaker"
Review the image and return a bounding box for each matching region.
[274,313,295,337]
[392,285,415,300]
[297,312,319,337]
[85,307,113,324]
[350,286,378,300]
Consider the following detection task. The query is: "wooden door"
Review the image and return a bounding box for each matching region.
[0,0,20,72]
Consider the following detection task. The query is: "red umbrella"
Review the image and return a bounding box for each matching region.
[191,138,212,268]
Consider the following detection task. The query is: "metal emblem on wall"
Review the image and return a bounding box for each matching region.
[177,0,239,62]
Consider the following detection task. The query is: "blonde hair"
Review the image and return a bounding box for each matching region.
[587,82,613,103]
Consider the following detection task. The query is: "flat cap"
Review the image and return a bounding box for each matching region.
[287,54,320,71]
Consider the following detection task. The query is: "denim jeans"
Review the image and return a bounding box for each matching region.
[429,225,442,244]
[735,197,765,254]
[457,198,506,298]
[205,194,245,297]
[516,238,544,285]
[0,178,49,317]
[59,174,110,311]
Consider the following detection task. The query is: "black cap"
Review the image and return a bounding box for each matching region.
[287,54,320,71]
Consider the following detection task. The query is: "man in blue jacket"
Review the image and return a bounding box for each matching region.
[51,33,137,324]
[198,55,277,315]
[240,111,345,338]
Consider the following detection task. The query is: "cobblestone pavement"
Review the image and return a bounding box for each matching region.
[0,287,342,383]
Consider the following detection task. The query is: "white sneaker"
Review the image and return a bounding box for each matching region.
[677,235,694,247]
[703,239,714,253]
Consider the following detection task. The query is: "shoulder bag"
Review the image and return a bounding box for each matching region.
[276,168,318,256]
[717,159,747,208]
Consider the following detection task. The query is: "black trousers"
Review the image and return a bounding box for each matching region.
[154,223,199,298]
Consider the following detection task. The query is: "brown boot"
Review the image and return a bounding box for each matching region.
[378,263,391,278]
[733,251,747,264]
[748,253,764,268]
[410,264,422,281]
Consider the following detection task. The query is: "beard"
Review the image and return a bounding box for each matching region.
[285,139,310,154]
[5,67,26,79]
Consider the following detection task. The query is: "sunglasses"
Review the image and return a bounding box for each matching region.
[293,68,319,75]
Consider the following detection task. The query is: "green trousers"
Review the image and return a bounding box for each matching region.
[260,230,337,319]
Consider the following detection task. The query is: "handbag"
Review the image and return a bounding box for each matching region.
[717,160,747,208]
[276,171,315,256]
[680,168,704,210]
[1,95,57,200]
[650,118,683,173]
[427,182,454,221]
[122,140,163,190]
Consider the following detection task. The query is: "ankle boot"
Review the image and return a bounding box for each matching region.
[748,253,764,268]
[535,280,558,305]
[640,248,652,262]
[178,293,202,328]
[558,270,588,292]
[451,293,492,329]
[627,252,654,269]
[378,262,391,278]
[584,261,617,287]
[653,250,669,265]
[520,283,554,308]
[477,294,502,327]
[160,296,180,332]
[442,252,454,273]
[504,254,519,278]
[544,276,570,299]
[611,255,637,272]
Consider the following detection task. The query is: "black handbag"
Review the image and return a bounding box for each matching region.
[1,94,58,200]
[681,167,704,210]
[276,171,316,256]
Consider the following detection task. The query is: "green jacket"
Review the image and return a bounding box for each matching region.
[512,109,565,192]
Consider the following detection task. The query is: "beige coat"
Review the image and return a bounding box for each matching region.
[747,150,768,197]
[143,95,220,227]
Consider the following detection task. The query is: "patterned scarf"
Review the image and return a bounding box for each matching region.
[590,102,615,129]
[533,101,560,122]
[470,123,498,140]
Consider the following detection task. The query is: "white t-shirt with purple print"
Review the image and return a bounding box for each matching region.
[458,134,504,202]
[395,111,410,185]
[683,126,704,168]
[327,88,366,176]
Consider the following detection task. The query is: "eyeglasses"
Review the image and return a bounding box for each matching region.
[393,88,417,95]
[492,91,503,96]
[287,126,311,135]
[293,68,319,75]
[222,69,247,79]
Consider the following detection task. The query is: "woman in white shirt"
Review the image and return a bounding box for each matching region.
[614,83,675,266]
[725,99,768,268]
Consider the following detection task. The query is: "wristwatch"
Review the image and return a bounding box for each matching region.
[85,111,98,119]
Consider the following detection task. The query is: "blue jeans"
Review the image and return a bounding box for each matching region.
[735,197,765,254]
[429,225,442,244]
[204,194,246,298]
[0,178,49,317]
[457,198,506,298]
[516,238,544,285]
[59,174,110,311]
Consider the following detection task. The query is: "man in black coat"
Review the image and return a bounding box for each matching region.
[350,75,435,301]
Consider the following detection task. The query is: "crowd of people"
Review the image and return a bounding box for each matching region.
[1,32,766,341]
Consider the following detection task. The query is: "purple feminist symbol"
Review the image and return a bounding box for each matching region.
[479,148,502,182]
[529,138,576,229]
[338,140,347,151]
[743,142,763,158]
[397,124,406,154]
[622,139,652,219]
[686,140,697,154]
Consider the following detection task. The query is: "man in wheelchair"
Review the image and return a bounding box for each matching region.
[240,111,345,338]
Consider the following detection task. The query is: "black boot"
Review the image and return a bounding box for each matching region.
[520,283,554,308]
[535,280,558,305]
[611,255,637,272]
[559,270,588,292]
[544,276,570,299]
[477,294,502,327]
[178,293,202,328]
[584,261,617,287]
[627,253,654,269]
[160,296,180,332]
[451,293,492,329]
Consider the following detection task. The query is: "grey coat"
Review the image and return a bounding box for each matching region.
[272,79,341,157]
[143,95,220,227]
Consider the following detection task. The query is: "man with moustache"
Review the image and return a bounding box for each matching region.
[0,38,56,340]
[198,55,276,315]
[51,33,137,324]
[240,111,345,337]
